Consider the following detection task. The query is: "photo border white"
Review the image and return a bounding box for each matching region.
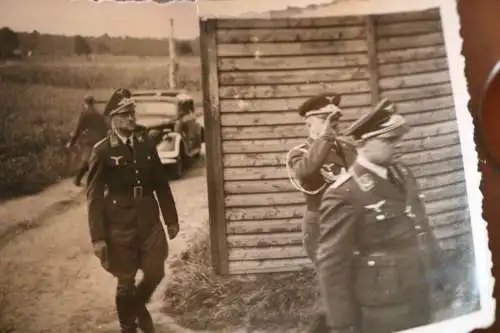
[198,0,495,332]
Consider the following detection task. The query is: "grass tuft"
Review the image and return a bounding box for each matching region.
[162,232,319,331]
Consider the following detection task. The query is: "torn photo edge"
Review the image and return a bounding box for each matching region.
[197,0,495,332]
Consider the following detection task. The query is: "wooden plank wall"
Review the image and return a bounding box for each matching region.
[206,7,472,275]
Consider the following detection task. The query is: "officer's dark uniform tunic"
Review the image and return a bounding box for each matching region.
[317,105,445,333]
[287,136,356,263]
[86,89,179,333]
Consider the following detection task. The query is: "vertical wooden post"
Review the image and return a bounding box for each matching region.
[199,18,229,275]
[364,16,380,106]
[168,18,177,89]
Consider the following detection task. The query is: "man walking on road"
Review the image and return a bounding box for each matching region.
[66,94,108,186]
[86,88,180,333]
[317,99,447,333]
[285,93,356,333]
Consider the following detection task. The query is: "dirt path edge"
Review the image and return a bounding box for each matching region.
[0,178,84,249]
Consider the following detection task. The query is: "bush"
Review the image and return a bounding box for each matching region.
[162,232,319,331]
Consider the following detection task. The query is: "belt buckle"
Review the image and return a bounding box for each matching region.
[133,185,143,199]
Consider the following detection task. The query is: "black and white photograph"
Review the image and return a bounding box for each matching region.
[196,0,494,332]
[0,0,494,332]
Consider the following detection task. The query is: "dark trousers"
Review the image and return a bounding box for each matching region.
[74,145,93,185]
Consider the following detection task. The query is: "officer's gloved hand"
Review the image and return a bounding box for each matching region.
[92,240,109,269]
[167,224,180,240]
[320,112,338,141]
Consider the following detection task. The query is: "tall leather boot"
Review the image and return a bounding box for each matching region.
[135,279,159,333]
[116,284,138,333]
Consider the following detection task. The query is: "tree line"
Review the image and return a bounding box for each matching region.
[0,27,199,59]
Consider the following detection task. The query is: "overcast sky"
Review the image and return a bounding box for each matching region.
[0,0,200,39]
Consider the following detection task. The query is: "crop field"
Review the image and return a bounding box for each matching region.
[0,55,202,199]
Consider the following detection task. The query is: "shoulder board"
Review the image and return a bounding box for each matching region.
[328,171,352,190]
[93,137,108,149]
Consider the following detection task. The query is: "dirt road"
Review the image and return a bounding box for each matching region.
[0,158,209,333]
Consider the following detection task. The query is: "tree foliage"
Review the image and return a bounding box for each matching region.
[73,35,92,55]
[0,27,20,59]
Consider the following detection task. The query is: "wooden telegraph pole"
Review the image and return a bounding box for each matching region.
[168,18,177,89]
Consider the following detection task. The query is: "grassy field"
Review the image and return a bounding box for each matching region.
[0,55,201,199]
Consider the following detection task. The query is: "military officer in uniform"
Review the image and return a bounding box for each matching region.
[286,93,357,264]
[285,93,357,333]
[66,94,109,186]
[317,99,447,333]
[86,88,179,333]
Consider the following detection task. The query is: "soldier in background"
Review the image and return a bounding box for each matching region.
[317,100,447,333]
[285,93,357,333]
[66,94,108,186]
[86,88,179,333]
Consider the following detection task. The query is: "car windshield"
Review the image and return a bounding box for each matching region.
[134,101,177,128]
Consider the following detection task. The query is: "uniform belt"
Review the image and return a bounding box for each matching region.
[108,186,155,199]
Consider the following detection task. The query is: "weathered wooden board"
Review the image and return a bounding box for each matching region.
[221,119,458,140]
[375,20,443,37]
[223,156,465,183]
[216,16,365,29]
[228,258,312,275]
[226,207,470,235]
[224,181,466,208]
[219,94,372,112]
[217,40,368,57]
[378,58,449,78]
[375,9,440,24]
[377,45,447,64]
[222,143,461,167]
[225,195,467,221]
[381,82,452,102]
[229,245,306,261]
[218,67,370,86]
[216,26,366,44]
[219,81,372,99]
[379,70,451,90]
[220,103,455,126]
[376,32,445,52]
[227,218,303,234]
[218,54,370,72]
[222,131,459,154]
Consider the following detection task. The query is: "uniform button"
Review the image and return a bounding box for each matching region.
[367,260,375,266]
[135,170,139,174]
[137,180,141,184]
[113,200,117,204]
